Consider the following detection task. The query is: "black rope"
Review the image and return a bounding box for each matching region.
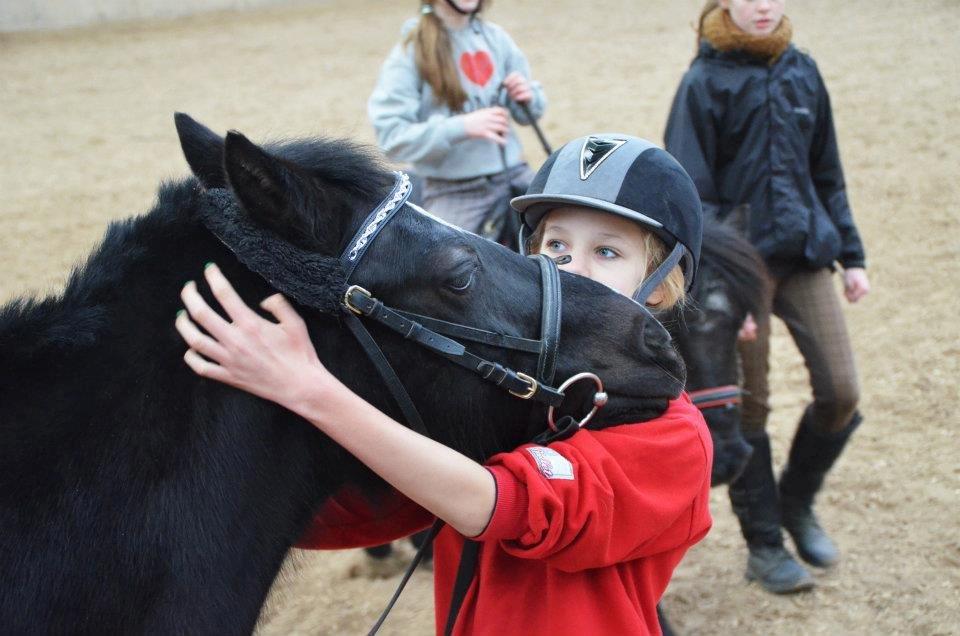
[367,520,445,635]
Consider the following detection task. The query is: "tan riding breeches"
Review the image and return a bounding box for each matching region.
[738,267,860,435]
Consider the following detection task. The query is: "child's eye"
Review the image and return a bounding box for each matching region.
[545,239,567,253]
[596,247,620,259]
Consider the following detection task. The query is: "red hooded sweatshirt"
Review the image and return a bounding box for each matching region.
[297,394,712,636]
[434,394,713,636]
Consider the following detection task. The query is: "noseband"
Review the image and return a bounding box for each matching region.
[338,172,573,440]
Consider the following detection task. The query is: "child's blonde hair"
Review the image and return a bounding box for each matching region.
[527,216,686,309]
[406,1,490,112]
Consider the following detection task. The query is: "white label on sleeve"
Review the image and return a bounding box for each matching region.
[526,446,575,481]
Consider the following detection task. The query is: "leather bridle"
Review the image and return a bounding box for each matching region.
[338,172,570,441]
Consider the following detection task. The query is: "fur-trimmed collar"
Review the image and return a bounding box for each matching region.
[702,7,792,62]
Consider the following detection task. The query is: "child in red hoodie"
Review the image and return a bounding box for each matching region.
[176,135,712,635]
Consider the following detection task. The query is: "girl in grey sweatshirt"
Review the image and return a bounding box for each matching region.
[367,1,546,237]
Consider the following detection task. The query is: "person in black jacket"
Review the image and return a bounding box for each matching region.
[665,0,870,595]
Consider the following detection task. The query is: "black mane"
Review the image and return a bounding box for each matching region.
[1,136,393,361]
[261,136,394,199]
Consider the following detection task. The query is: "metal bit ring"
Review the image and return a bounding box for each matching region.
[547,372,608,431]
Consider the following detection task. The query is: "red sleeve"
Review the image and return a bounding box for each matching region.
[295,485,434,550]
[475,397,712,572]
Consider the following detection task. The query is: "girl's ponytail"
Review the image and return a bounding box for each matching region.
[406,2,468,112]
[695,0,720,52]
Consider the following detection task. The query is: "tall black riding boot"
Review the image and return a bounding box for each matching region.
[779,408,862,568]
[729,431,814,594]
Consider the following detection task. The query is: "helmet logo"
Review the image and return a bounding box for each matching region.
[579,136,627,180]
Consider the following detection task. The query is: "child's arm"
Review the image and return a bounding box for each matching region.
[664,71,721,218]
[493,26,546,124]
[476,403,713,572]
[176,264,496,538]
[809,68,866,271]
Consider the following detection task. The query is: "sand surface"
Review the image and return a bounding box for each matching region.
[2,1,958,633]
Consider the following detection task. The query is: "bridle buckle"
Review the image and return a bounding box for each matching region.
[343,285,372,315]
[509,372,538,400]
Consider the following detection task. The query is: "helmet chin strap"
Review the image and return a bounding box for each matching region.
[633,242,685,306]
[443,0,482,15]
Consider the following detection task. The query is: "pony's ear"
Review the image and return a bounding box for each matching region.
[174,112,226,189]
[722,204,751,235]
[223,131,330,252]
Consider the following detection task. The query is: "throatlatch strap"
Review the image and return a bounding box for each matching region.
[341,309,430,437]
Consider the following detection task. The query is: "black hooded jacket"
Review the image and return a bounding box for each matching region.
[665,43,866,273]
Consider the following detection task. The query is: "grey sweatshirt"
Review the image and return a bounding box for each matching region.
[368,17,546,180]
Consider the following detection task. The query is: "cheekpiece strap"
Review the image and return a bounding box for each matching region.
[534,254,561,386]
[341,172,412,280]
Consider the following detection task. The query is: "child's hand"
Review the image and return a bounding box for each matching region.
[461,106,509,146]
[175,263,338,416]
[842,267,870,303]
[737,313,758,342]
[502,71,533,103]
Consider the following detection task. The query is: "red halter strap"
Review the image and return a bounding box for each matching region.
[688,385,742,410]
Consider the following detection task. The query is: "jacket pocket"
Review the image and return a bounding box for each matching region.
[792,105,813,132]
[804,203,842,268]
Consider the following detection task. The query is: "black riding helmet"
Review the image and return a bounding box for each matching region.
[511,134,703,304]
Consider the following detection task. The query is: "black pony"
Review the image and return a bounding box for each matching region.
[0,114,685,633]
[666,212,771,485]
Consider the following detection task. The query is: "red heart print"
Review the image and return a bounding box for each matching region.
[459,50,494,87]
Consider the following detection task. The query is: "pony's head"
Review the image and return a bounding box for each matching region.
[668,209,769,485]
[175,113,686,459]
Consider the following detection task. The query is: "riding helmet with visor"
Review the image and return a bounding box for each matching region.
[511,134,703,305]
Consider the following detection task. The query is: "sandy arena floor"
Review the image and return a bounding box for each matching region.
[2,0,958,633]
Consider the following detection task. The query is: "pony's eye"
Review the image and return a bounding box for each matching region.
[446,266,477,294]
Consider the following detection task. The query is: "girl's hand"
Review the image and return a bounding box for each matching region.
[501,71,533,103]
[842,267,871,303]
[737,312,758,342]
[460,106,509,146]
[175,263,337,416]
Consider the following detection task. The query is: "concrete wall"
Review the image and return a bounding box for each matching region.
[1,0,309,32]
